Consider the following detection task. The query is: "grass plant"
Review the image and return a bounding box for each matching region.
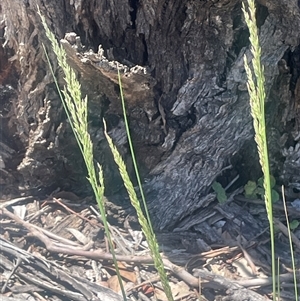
[38,10,127,300]
[39,9,174,301]
[108,67,174,301]
[242,0,276,299]
[104,120,174,301]
[243,1,299,300]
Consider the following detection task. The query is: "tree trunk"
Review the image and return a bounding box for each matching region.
[1,0,300,230]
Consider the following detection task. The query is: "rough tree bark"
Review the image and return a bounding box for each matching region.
[1,0,300,230]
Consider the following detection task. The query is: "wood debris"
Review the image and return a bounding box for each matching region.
[0,193,299,301]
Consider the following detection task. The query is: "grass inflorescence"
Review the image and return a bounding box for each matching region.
[243,1,299,300]
[38,9,127,300]
[242,0,276,297]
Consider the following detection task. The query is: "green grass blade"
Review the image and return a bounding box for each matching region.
[282,186,298,300]
[116,67,155,236]
[115,66,174,300]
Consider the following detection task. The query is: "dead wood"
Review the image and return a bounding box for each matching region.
[1,0,300,230]
[193,268,269,301]
[1,196,299,300]
[0,235,123,301]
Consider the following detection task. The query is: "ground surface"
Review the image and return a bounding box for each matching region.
[1,189,299,301]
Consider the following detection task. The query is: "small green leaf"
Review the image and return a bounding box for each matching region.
[270,175,276,189]
[257,175,276,188]
[289,220,299,231]
[212,181,227,203]
[257,177,263,187]
[256,187,265,198]
[271,189,279,203]
[244,180,257,197]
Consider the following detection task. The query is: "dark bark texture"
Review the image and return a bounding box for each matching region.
[1,0,300,230]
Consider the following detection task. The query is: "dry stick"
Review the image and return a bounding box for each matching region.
[27,205,52,222]
[17,270,88,301]
[234,195,300,217]
[174,291,197,301]
[90,206,133,255]
[236,272,300,287]
[0,196,35,209]
[29,223,82,247]
[1,256,22,293]
[1,207,298,291]
[127,275,161,291]
[32,292,48,301]
[186,246,239,269]
[1,207,202,289]
[194,269,268,301]
[51,197,98,227]
[192,246,240,259]
[237,243,259,276]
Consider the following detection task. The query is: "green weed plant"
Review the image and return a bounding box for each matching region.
[212,181,227,203]
[244,175,279,202]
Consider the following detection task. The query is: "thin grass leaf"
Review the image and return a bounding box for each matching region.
[116,67,155,236]
[115,67,174,300]
[282,186,298,300]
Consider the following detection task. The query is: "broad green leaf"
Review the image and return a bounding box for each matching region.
[256,187,265,198]
[270,175,276,189]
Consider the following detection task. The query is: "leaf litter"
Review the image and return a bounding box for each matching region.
[0,191,299,301]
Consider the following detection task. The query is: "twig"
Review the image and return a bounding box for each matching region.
[237,242,259,276]
[0,196,34,209]
[1,256,22,293]
[236,272,300,287]
[51,197,98,227]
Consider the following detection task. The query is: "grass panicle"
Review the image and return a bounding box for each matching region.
[38,9,127,300]
[103,121,174,301]
[242,0,276,299]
